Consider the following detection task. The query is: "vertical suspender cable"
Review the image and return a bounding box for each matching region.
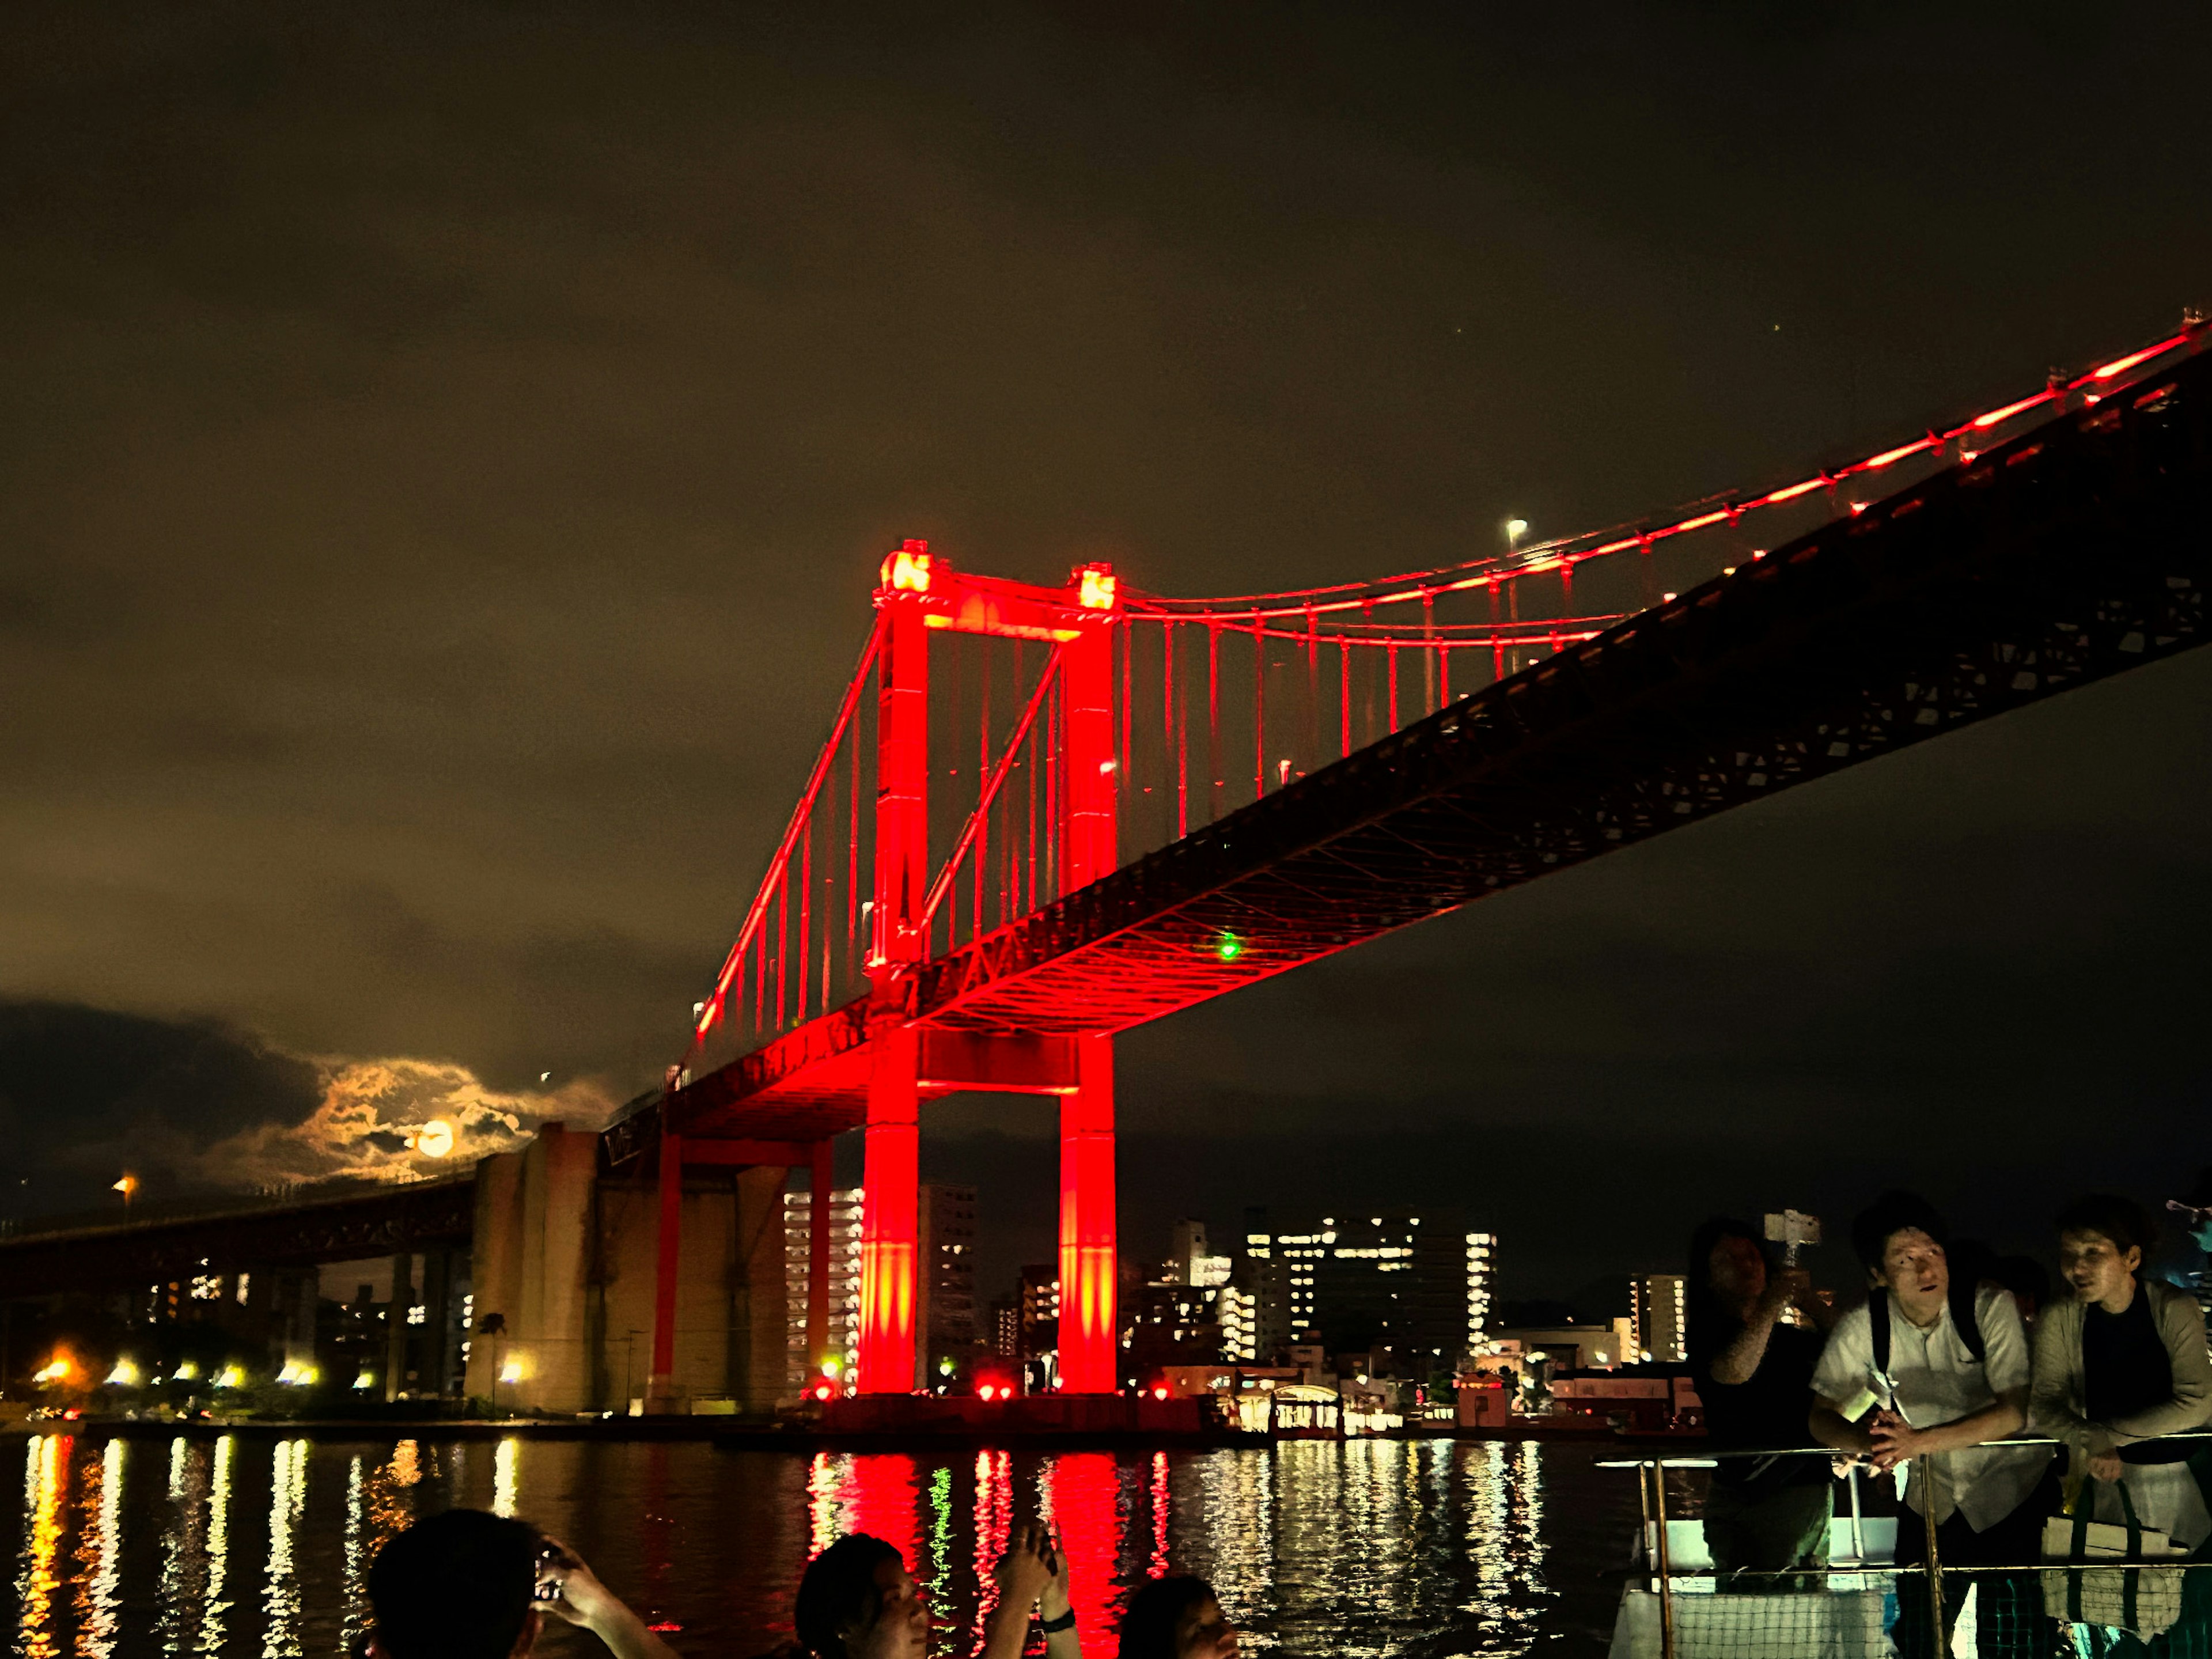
[1338,638,1351,759]
[1120,616,1134,840]
[1440,643,1451,709]
[1167,624,1186,839]
[1304,605,1319,774]
[1388,643,1399,733]
[1252,624,1266,801]
[1026,651,1039,915]
[976,645,990,944]
[1207,622,1221,824]
[774,879,787,1031]
[1422,589,1437,712]
[797,818,812,1018]
[846,734,860,985]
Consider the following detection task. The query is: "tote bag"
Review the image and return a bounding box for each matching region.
[2040,1478,2187,1640]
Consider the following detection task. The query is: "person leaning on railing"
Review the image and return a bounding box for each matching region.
[1685,1217,1836,1590]
[1808,1191,2056,1659]
[2029,1193,2212,1639]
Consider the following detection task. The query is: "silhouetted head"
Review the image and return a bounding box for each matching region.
[1989,1254,2052,1322]
[1119,1575,1237,1659]
[368,1508,540,1659]
[1685,1217,1768,1361]
[796,1535,924,1659]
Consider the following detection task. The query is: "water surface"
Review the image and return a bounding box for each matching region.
[3,1433,1645,1657]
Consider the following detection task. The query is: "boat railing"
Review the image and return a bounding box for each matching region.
[1599,1434,2212,1659]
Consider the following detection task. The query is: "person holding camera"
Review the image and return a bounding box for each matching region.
[366,1508,679,1659]
[793,1520,1078,1659]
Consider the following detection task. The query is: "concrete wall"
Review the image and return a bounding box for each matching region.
[594,1166,787,1413]
[465,1128,790,1415]
[464,1124,597,1412]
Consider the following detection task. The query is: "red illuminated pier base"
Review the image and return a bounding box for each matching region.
[854,544,1122,1396]
[1058,1036,1117,1392]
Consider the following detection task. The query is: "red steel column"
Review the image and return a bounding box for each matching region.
[859,569,929,1394]
[860,1028,920,1393]
[807,1137,835,1387]
[1056,598,1119,1392]
[1058,1037,1117,1392]
[648,1118,682,1407]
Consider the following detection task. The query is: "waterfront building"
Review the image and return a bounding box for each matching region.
[1239,1207,1497,1374]
[784,1186,863,1390]
[1630,1272,1687,1363]
[1017,1263,1060,1358]
[785,1183,976,1391]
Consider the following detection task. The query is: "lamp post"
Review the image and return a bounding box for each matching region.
[112,1174,137,1215]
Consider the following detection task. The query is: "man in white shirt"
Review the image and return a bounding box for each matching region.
[1810,1192,2056,1659]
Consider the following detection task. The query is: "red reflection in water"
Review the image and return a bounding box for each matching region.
[970,1450,1012,1650]
[1049,1453,1123,1650]
[1149,1452,1171,1580]
[842,1453,919,1586]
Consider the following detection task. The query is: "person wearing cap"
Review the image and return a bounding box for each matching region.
[1808,1191,2054,1659]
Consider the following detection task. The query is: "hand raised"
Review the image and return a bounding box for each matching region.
[994,1521,1056,1609]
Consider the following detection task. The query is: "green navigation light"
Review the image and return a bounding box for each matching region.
[1215,931,1244,963]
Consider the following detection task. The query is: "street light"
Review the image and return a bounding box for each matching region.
[1505,518,1529,552]
[113,1174,137,1214]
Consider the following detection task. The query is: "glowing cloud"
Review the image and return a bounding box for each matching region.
[188,1057,618,1188]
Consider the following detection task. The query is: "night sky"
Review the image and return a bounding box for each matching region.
[5,3,2211,1311]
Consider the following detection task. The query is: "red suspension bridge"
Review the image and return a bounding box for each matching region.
[608,321,2212,1407]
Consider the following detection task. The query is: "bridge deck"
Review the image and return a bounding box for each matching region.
[653,349,2210,1149]
[0,1175,477,1296]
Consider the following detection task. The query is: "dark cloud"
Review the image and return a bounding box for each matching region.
[0,997,614,1218]
[2,2,2209,1296]
[0,1001,320,1207]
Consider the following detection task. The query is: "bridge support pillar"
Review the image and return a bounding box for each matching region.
[858,1025,919,1393]
[647,1119,682,1410]
[1057,1035,1117,1393]
[807,1137,835,1387]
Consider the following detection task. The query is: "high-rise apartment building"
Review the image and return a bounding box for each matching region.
[785,1182,978,1392]
[1241,1207,1497,1373]
[916,1183,978,1377]
[1017,1263,1060,1359]
[1631,1273,1687,1363]
[784,1185,863,1391]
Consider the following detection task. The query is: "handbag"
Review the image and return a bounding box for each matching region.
[2040,1478,2188,1639]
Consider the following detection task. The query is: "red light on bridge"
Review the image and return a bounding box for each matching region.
[2088,333,2191,382]
[1863,435,1939,471]
[1151,1385,1169,1401]
[881,540,934,594]
[1971,391,2056,429]
[1761,477,1825,505]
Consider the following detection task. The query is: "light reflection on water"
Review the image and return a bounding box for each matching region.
[1,1434,1634,1657]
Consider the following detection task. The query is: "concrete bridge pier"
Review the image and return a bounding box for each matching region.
[464,1122,804,1416]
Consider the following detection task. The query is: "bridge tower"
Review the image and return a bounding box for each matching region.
[856,543,1122,1394]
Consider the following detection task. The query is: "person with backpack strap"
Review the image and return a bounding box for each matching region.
[1810,1191,2056,1659]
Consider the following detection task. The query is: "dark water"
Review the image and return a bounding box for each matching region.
[2,1432,1647,1657]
